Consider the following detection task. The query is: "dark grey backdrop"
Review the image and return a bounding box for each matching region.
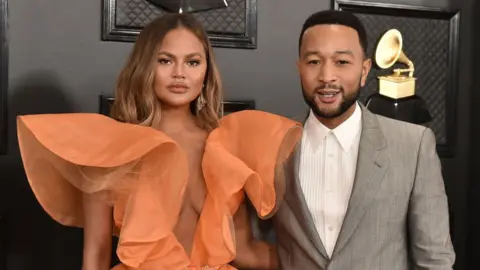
[0,0,477,269]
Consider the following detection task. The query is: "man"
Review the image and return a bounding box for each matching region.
[273,10,455,269]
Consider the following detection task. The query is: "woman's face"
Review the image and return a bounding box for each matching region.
[154,27,207,108]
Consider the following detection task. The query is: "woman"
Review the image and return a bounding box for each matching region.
[16,13,301,270]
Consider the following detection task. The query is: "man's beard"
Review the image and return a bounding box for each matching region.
[302,81,361,119]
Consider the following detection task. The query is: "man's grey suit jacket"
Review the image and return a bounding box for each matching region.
[273,106,455,270]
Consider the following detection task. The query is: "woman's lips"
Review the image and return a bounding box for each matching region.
[167,83,189,94]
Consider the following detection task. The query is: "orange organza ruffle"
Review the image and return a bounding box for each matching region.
[16,110,302,270]
[191,111,302,267]
[204,110,302,218]
[17,113,191,269]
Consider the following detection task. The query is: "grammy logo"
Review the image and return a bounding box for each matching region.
[374,29,416,99]
[366,28,432,125]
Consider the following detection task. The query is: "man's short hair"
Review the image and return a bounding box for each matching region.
[298,10,368,56]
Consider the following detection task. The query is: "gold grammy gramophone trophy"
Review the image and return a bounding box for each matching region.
[366,28,432,124]
[375,29,416,99]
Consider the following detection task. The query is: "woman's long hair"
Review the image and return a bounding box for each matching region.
[110,13,223,131]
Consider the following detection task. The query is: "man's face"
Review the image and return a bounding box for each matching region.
[297,24,371,119]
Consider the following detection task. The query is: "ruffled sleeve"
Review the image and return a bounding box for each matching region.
[202,110,302,219]
[186,110,301,268]
[17,113,191,269]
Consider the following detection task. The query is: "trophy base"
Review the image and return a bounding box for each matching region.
[365,93,432,124]
[378,75,417,99]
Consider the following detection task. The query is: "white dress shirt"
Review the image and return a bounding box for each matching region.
[299,102,362,257]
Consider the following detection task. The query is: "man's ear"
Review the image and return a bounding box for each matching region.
[361,58,372,87]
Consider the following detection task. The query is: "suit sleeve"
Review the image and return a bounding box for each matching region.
[408,127,455,269]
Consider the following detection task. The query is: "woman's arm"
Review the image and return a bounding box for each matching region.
[231,201,278,269]
[81,193,113,270]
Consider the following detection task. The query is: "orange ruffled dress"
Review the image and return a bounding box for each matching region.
[16,110,302,270]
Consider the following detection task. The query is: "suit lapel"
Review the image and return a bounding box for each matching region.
[284,144,330,260]
[332,107,389,257]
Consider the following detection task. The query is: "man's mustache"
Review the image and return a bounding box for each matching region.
[315,83,343,91]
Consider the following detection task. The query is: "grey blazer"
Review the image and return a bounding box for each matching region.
[273,106,455,270]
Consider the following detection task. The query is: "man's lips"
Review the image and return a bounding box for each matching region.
[315,90,341,104]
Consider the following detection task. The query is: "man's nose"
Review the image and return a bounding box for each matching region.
[317,63,337,83]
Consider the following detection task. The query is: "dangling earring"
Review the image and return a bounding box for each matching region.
[196,84,206,113]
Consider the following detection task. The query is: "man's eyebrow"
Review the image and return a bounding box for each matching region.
[335,50,354,56]
[301,50,320,59]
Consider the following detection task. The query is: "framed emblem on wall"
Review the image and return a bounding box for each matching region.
[99,95,255,117]
[102,0,258,49]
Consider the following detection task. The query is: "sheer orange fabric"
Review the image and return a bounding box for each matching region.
[16,110,302,270]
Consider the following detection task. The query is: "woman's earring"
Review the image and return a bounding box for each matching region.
[196,90,206,112]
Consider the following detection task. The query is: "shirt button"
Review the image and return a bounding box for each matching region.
[328,226,334,231]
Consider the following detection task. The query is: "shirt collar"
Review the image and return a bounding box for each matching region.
[303,102,362,152]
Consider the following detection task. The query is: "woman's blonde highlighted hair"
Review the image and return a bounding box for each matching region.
[111,13,223,131]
